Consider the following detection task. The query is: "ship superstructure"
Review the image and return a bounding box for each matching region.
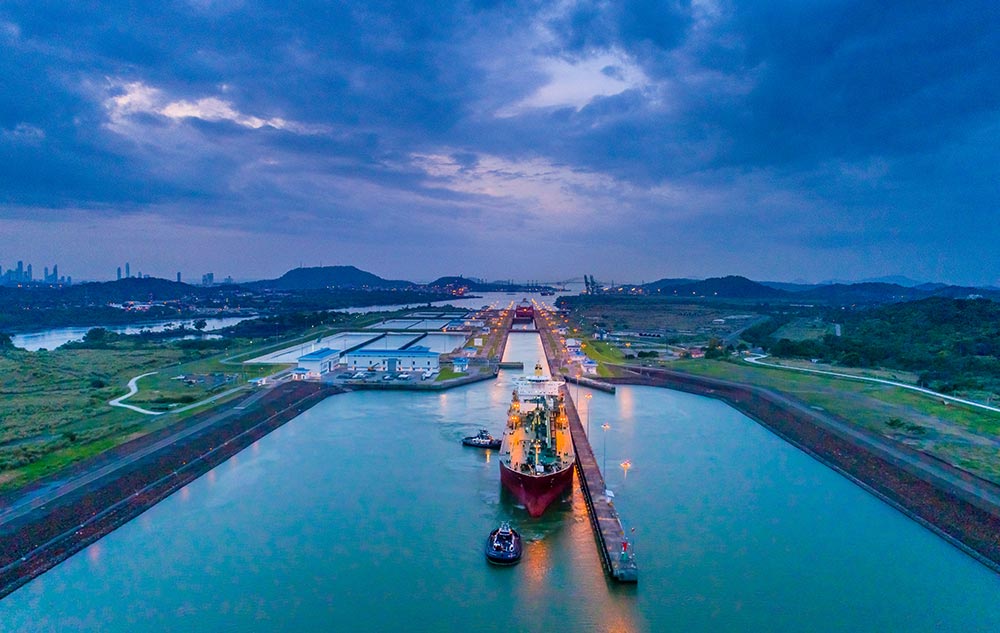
[513,299,534,323]
[499,363,574,516]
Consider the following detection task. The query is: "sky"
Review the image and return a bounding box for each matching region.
[0,0,998,286]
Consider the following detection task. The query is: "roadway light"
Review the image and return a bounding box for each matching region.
[602,422,611,479]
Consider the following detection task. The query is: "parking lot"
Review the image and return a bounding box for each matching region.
[325,369,439,384]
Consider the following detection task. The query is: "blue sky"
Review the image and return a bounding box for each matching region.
[1,1,997,285]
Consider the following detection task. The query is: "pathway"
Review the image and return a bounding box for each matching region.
[744,355,1000,414]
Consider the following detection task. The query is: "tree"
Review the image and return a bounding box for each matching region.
[193,319,208,331]
[83,327,108,343]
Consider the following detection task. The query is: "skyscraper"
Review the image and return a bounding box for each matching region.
[176,272,181,283]
[125,262,130,278]
[117,266,122,280]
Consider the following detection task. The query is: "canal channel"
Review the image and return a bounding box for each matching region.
[2,332,999,631]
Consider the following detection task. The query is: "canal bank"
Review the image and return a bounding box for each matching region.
[0,381,342,599]
[610,364,1000,574]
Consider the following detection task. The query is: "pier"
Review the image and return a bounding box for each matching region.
[561,386,638,582]
[534,312,638,582]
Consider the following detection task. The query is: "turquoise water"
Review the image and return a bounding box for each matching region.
[2,332,999,631]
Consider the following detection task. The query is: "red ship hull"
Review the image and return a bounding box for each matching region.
[499,460,574,517]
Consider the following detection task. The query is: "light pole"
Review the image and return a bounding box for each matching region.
[601,423,610,478]
[585,393,592,436]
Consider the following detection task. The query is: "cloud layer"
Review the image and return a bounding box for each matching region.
[0,0,997,284]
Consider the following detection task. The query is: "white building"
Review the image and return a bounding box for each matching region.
[296,347,341,378]
[343,345,440,373]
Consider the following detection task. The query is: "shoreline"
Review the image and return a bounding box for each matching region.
[0,381,342,599]
[607,365,1000,574]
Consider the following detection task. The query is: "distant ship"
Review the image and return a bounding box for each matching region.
[499,363,574,516]
[513,299,534,323]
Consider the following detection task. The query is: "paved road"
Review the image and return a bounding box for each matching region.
[109,372,253,416]
[744,355,1000,414]
[107,372,162,415]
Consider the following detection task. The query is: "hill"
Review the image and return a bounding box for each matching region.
[644,275,788,299]
[249,266,414,291]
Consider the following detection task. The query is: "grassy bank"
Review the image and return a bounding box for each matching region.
[663,358,1000,483]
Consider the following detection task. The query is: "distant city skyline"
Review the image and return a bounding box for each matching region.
[0,254,992,289]
[1,2,997,286]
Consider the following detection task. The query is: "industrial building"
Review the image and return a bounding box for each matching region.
[342,345,440,373]
[296,347,340,378]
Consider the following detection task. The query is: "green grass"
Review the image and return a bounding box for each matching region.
[761,357,921,384]
[435,367,464,381]
[771,318,833,341]
[3,435,126,488]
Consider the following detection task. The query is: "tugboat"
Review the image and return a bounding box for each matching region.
[485,522,522,565]
[462,429,502,450]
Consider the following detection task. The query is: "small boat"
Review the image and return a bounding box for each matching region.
[485,522,522,565]
[462,429,501,450]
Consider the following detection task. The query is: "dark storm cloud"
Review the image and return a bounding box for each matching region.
[0,0,997,283]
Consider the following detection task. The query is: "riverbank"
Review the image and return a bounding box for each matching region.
[0,381,342,599]
[609,365,1000,573]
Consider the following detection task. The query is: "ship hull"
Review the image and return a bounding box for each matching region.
[500,460,574,517]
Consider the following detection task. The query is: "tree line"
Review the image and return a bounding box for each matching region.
[743,297,1000,395]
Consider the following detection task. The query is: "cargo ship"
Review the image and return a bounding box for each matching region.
[513,299,534,323]
[499,363,574,516]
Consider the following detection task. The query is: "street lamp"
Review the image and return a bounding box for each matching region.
[601,423,610,478]
[585,393,592,436]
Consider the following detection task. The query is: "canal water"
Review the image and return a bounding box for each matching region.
[2,333,999,631]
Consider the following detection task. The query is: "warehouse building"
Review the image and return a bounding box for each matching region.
[342,345,440,373]
[296,347,341,378]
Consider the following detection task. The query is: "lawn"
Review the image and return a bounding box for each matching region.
[435,366,465,381]
[579,340,624,377]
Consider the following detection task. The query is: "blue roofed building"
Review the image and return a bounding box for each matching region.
[343,345,440,373]
[297,347,341,378]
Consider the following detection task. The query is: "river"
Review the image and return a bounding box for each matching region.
[9,291,535,351]
[1,332,998,631]
[10,317,252,352]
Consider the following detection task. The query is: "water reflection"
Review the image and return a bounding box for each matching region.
[86,542,102,565]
